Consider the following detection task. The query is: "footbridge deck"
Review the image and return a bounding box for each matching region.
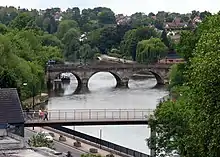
[24,109,153,127]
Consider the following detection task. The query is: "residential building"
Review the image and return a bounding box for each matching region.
[158,51,185,64]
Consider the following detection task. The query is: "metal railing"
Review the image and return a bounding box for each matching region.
[23,109,153,122]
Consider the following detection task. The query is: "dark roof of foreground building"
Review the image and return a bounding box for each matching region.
[0,88,24,124]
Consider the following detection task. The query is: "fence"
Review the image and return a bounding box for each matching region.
[52,126,150,157]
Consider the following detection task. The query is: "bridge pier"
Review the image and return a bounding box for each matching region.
[47,79,53,90]
[116,78,129,88]
[74,78,90,94]
[54,81,62,90]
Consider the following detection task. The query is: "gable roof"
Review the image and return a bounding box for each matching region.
[0,88,24,124]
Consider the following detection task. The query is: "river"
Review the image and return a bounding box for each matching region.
[47,72,168,154]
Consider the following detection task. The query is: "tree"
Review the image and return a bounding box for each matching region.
[120,27,159,61]
[199,11,212,20]
[136,38,168,63]
[62,28,80,61]
[0,24,8,34]
[161,30,170,48]
[79,44,93,63]
[57,20,79,39]
[97,8,116,25]
[41,33,63,48]
[28,133,54,149]
[9,12,33,30]
[150,14,220,157]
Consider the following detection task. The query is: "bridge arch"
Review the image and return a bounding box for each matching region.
[88,71,122,89]
[135,70,164,85]
[53,72,82,94]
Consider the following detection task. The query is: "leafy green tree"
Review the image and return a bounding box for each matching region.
[0,24,8,34]
[136,38,168,63]
[199,11,212,20]
[28,133,54,149]
[9,12,33,30]
[57,20,79,39]
[97,9,116,25]
[62,28,80,61]
[79,44,94,63]
[161,30,170,48]
[120,27,159,60]
[150,14,220,157]
[41,33,63,48]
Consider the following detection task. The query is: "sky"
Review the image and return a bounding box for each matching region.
[1,0,220,15]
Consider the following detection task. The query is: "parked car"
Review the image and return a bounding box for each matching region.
[37,131,53,141]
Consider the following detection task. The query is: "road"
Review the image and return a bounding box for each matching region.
[25,129,83,157]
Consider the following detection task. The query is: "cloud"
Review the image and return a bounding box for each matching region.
[1,0,220,15]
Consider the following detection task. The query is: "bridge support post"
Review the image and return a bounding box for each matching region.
[116,78,129,88]
[75,78,90,94]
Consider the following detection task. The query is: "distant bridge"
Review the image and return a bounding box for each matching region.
[24,109,153,127]
[46,63,171,94]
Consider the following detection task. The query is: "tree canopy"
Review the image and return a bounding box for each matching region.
[149,14,220,157]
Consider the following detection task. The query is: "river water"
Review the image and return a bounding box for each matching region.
[47,72,168,154]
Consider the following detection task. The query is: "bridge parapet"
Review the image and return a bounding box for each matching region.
[47,63,171,72]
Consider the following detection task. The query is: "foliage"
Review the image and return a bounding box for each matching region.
[62,28,80,61]
[150,14,220,157]
[120,27,160,61]
[168,63,186,89]
[28,133,54,149]
[57,20,79,39]
[0,23,63,101]
[136,38,168,63]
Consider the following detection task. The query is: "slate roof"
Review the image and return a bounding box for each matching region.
[0,88,24,124]
[167,53,183,59]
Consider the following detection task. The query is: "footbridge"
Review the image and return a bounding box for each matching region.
[46,63,171,94]
[24,109,153,127]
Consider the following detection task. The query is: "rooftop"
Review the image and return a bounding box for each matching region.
[0,148,61,157]
[0,131,63,157]
[0,88,24,125]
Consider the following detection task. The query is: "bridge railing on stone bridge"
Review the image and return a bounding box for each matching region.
[24,109,154,122]
[47,63,171,71]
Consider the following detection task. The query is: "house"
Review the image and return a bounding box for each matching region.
[158,51,185,64]
[165,17,188,30]
[0,88,25,137]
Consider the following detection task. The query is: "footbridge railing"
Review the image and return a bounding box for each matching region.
[24,109,154,122]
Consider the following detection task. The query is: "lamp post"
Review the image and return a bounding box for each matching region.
[23,83,35,130]
[99,129,102,149]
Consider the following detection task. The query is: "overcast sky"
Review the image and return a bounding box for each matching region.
[1,0,220,15]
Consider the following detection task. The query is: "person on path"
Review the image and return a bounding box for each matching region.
[43,110,49,121]
[39,110,44,120]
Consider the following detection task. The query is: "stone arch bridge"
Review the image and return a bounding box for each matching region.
[46,63,171,94]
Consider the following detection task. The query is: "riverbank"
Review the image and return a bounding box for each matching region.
[22,93,49,109]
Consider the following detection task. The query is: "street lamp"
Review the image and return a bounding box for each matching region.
[99,129,102,149]
[23,83,35,130]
